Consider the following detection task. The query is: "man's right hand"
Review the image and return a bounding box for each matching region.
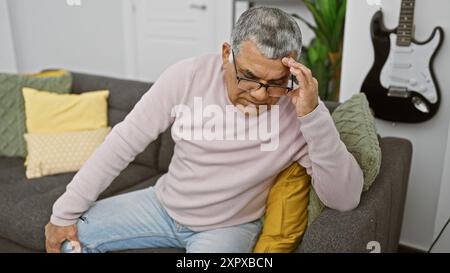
[45,222,79,253]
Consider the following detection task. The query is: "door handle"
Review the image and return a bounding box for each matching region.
[189,4,207,10]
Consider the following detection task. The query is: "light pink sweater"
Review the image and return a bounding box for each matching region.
[51,54,364,231]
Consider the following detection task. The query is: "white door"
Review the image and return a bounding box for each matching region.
[134,0,217,82]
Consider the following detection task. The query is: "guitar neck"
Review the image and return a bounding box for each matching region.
[396,0,416,47]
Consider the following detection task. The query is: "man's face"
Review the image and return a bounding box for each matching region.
[222,41,296,115]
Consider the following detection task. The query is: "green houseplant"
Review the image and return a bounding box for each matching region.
[293,0,347,101]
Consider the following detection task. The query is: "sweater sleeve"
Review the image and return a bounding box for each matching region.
[295,101,364,211]
[50,59,194,226]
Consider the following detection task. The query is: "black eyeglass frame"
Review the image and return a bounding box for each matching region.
[231,50,295,97]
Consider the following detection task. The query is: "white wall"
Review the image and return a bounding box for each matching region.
[0,0,17,72]
[215,0,233,49]
[7,0,127,78]
[432,123,450,252]
[341,0,450,251]
[432,216,450,252]
[5,0,234,80]
[432,227,450,253]
[4,0,312,80]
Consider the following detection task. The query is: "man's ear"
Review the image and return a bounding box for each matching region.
[222,43,232,65]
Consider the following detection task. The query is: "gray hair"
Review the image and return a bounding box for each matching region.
[231,7,303,61]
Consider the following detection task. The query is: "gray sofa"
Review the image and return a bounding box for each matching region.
[0,72,412,253]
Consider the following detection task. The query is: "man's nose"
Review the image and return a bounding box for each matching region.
[250,86,269,101]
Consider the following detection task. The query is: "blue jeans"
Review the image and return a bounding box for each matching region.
[60,187,263,253]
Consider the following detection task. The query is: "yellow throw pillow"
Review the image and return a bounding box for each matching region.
[253,162,311,253]
[27,70,70,78]
[22,87,109,133]
[24,127,111,179]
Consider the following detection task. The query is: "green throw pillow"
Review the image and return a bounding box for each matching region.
[0,71,72,157]
[307,93,382,224]
[307,188,325,225]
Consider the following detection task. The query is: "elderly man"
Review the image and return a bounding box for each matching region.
[45,7,363,253]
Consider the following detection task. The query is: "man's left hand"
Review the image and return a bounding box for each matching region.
[281,57,319,117]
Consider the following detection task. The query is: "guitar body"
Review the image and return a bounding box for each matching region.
[362,11,444,123]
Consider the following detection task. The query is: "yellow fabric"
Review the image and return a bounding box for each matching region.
[24,127,111,179]
[22,87,109,133]
[253,163,311,253]
[28,70,69,78]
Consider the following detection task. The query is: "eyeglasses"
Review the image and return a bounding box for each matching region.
[231,50,295,98]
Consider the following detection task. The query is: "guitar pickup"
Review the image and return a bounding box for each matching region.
[388,87,410,98]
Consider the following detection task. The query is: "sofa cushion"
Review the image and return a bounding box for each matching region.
[254,163,310,253]
[307,94,381,225]
[70,72,152,112]
[0,71,72,157]
[0,156,159,251]
[332,93,381,191]
[22,88,109,133]
[24,128,111,179]
[69,72,161,169]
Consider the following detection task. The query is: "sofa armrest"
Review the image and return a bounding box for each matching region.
[296,137,412,253]
[324,101,340,114]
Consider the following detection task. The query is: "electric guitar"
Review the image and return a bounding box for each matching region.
[361,0,444,123]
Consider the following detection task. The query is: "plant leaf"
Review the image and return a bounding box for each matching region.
[331,0,347,51]
[304,0,331,48]
[318,0,333,31]
[328,0,338,25]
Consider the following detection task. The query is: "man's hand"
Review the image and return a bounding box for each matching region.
[45,222,79,253]
[282,57,319,117]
